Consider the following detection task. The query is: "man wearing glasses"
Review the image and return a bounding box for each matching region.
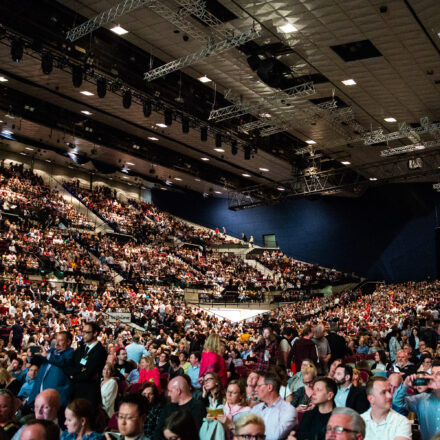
[325,407,365,440]
[117,394,149,440]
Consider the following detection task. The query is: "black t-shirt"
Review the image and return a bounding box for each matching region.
[296,406,333,440]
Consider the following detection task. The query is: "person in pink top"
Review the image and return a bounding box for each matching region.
[138,356,161,393]
[217,380,251,438]
[199,333,228,388]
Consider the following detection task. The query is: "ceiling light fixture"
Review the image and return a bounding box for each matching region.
[342,79,356,86]
[341,161,351,165]
[156,123,167,128]
[306,140,316,144]
[214,148,225,153]
[1,129,13,135]
[20,152,27,156]
[0,77,8,82]
[110,25,128,35]
[369,177,378,181]
[25,147,34,151]
[198,75,211,83]
[201,157,209,161]
[280,23,298,33]
[277,187,285,191]
[148,137,159,141]
[80,91,94,96]
[174,177,182,181]
[242,173,251,177]
[384,117,396,122]
[214,191,222,194]
[81,110,92,116]
[259,167,269,172]
[195,178,201,182]
[126,162,135,166]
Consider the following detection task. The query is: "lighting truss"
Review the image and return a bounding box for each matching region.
[239,119,273,132]
[260,125,290,137]
[380,140,440,157]
[144,27,259,81]
[362,118,440,145]
[209,82,315,122]
[66,0,154,42]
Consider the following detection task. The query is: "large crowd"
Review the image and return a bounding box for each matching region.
[0,161,439,440]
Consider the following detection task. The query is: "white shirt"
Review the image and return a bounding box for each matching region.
[361,408,412,440]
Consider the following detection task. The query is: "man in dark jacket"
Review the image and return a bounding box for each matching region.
[326,322,348,364]
[65,322,107,406]
[288,324,318,371]
[333,364,369,414]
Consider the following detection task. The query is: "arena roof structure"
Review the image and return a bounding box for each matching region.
[0,0,440,208]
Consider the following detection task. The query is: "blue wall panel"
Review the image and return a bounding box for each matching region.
[152,184,437,282]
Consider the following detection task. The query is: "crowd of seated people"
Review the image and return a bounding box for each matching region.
[0,161,439,440]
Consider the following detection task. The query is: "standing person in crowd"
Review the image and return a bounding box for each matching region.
[326,322,348,365]
[100,363,118,418]
[288,377,337,440]
[125,336,149,364]
[199,333,228,388]
[288,325,318,373]
[65,323,107,406]
[333,365,369,414]
[361,377,411,440]
[28,332,74,407]
[252,328,280,374]
[251,370,298,440]
[393,361,440,440]
[313,325,332,375]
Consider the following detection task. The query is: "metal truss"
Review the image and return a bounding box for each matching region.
[239,119,272,132]
[362,117,440,145]
[144,27,259,81]
[260,124,290,137]
[380,140,440,157]
[66,0,153,42]
[209,82,315,121]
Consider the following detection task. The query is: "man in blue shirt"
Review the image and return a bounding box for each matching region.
[392,361,440,440]
[18,364,38,403]
[125,335,150,363]
[187,351,201,390]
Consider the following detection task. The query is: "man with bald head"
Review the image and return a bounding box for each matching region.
[12,389,61,440]
[20,420,59,440]
[153,376,206,440]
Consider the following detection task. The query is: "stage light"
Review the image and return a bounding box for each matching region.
[182,117,189,133]
[122,90,132,109]
[10,39,23,63]
[231,140,238,155]
[164,109,173,126]
[72,65,83,88]
[97,77,107,98]
[215,133,222,148]
[41,53,53,75]
[201,126,208,141]
[143,100,152,117]
[244,145,251,160]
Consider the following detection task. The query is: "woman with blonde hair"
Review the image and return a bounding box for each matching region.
[138,356,161,393]
[232,413,265,440]
[199,333,227,387]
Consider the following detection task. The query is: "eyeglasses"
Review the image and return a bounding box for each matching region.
[304,380,314,385]
[235,435,266,440]
[326,426,359,435]
[117,414,138,422]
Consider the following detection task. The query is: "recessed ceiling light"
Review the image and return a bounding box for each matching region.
[214,191,222,194]
[242,173,251,177]
[0,77,8,82]
[306,140,316,145]
[126,162,135,166]
[259,167,269,172]
[280,23,298,33]
[148,137,159,141]
[110,25,128,35]
[1,129,13,135]
[132,144,140,150]
[201,157,209,161]
[341,161,351,165]
[342,79,356,86]
[198,75,211,83]
[127,183,132,186]
[174,177,182,181]
[214,148,225,153]
[277,187,285,191]
[384,117,397,123]
[45,159,51,163]
[25,147,34,151]
[259,112,272,118]
[415,145,425,150]
[20,152,27,156]
[195,178,201,181]
[369,177,378,181]
[81,110,92,115]
[156,123,167,128]
[80,91,94,96]
[123,176,129,179]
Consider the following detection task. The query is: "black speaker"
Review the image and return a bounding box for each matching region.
[182,117,189,133]
[97,77,107,98]
[164,109,172,126]
[143,100,152,117]
[231,140,238,155]
[10,39,23,62]
[72,65,83,88]
[122,90,132,109]
[244,145,251,160]
[201,126,208,141]
[41,53,53,75]
[215,133,222,148]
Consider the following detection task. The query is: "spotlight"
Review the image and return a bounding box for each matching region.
[97,77,107,98]
[244,145,251,160]
[231,140,238,155]
[72,65,83,88]
[164,109,172,126]
[122,90,132,109]
[182,117,189,133]
[215,133,222,148]
[41,53,53,75]
[201,126,208,142]
[10,39,23,63]
[143,100,152,117]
